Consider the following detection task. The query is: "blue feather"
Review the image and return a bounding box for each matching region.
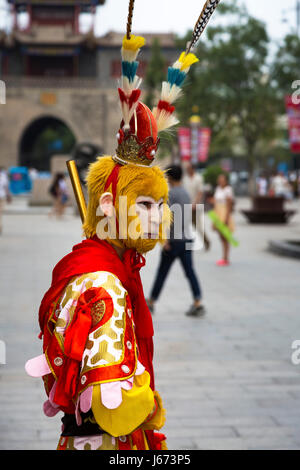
[122,61,139,82]
[167,67,186,87]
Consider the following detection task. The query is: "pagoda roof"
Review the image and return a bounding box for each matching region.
[97,31,177,48]
[11,25,96,46]
[0,28,177,50]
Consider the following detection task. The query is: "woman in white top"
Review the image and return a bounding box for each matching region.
[213,173,235,266]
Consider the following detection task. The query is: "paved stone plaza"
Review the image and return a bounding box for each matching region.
[0,197,300,450]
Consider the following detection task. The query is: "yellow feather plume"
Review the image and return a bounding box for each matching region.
[122,34,145,52]
[178,52,199,71]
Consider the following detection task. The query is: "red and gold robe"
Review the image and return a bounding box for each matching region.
[26,237,166,450]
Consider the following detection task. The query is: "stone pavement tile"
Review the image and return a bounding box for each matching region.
[244,437,300,450]
[235,426,300,438]
[243,384,300,394]
[166,406,222,419]
[164,396,221,415]
[289,391,300,399]
[193,437,249,450]
[217,402,300,417]
[255,397,300,408]
[2,440,57,451]
[179,415,277,428]
[205,389,292,401]
[164,426,238,439]
[273,376,300,385]
[193,436,300,450]
[166,438,197,450]
[291,440,300,449]
[272,415,300,427]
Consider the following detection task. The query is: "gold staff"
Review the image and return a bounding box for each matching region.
[66,160,87,223]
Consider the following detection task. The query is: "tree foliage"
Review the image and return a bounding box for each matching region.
[272,34,300,95]
[144,38,166,110]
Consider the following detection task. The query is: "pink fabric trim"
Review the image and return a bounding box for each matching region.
[73,435,104,450]
[25,354,51,377]
[120,378,134,391]
[100,382,123,409]
[99,360,146,409]
[75,397,82,426]
[49,380,58,406]
[43,381,60,417]
[80,386,93,413]
[135,360,145,376]
[43,399,60,417]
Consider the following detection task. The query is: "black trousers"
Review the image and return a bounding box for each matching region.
[150,240,202,301]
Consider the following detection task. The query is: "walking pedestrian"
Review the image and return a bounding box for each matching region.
[49,173,69,218]
[183,162,210,250]
[147,165,205,317]
[256,173,268,196]
[270,171,289,198]
[212,173,235,266]
[0,167,10,235]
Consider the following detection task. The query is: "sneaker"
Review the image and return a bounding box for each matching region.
[185,304,206,317]
[216,259,230,266]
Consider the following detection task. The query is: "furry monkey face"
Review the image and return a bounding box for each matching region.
[84,156,171,254]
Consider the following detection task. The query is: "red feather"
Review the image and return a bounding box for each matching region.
[118,88,127,103]
[128,89,141,108]
[157,100,175,114]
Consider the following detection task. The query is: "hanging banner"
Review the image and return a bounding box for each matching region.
[178,127,191,161]
[178,126,211,162]
[198,127,211,162]
[285,96,300,154]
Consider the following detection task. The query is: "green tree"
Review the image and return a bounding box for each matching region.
[144,38,178,160]
[272,34,300,94]
[144,38,166,110]
[203,165,228,189]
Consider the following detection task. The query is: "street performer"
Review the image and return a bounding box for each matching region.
[25,0,221,451]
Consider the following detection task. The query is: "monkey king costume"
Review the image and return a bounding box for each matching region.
[25,0,220,451]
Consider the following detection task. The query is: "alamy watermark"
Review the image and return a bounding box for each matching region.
[0,80,5,104]
[95,196,205,251]
[291,81,300,105]
[0,339,6,365]
[291,340,300,365]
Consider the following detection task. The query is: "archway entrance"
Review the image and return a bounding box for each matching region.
[19,116,76,171]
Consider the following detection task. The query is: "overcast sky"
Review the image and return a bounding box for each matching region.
[0,0,299,44]
[93,0,299,42]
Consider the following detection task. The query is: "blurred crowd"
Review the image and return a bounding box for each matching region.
[256,170,300,200]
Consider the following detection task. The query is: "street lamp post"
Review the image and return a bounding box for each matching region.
[189,114,201,167]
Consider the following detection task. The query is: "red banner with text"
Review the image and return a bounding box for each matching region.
[178,127,211,162]
[285,96,300,154]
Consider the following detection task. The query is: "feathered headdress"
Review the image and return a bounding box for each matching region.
[114,0,221,167]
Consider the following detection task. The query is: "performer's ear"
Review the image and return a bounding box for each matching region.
[99,192,114,217]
